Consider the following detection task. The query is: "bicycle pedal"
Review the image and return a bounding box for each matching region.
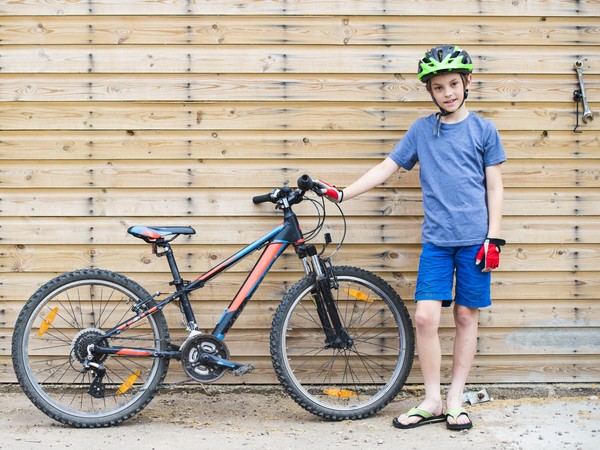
[233,364,254,376]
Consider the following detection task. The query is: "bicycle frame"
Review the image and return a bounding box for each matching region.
[96,207,309,358]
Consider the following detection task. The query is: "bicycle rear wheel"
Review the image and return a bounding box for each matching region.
[270,265,414,420]
[12,269,170,427]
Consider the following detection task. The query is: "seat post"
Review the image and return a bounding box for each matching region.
[157,241,198,330]
[157,242,185,288]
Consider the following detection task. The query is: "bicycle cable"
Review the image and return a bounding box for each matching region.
[300,195,325,242]
[301,192,347,258]
[329,200,347,257]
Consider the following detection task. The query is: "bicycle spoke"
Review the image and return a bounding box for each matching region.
[272,267,414,419]
[13,270,170,427]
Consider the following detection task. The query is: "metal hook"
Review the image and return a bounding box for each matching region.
[573,60,594,133]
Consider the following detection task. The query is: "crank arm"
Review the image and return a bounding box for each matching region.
[199,353,254,375]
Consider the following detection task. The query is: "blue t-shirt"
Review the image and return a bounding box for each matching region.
[389,112,506,246]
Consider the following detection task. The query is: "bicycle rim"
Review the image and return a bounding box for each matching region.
[13,272,169,426]
[274,268,413,419]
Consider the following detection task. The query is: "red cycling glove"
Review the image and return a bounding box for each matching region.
[314,180,344,203]
[475,238,506,271]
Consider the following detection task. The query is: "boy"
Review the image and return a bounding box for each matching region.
[316,45,506,430]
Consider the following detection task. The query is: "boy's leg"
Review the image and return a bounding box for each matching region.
[446,304,479,426]
[396,300,444,425]
[446,245,491,426]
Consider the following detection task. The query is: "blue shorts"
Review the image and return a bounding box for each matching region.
[415,243,491,309]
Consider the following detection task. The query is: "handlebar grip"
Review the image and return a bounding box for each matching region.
[252,193,274,204]
[297,174,314,191]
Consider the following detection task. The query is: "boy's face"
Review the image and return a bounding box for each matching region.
[427,72,472,114]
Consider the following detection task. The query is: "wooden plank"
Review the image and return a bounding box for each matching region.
[1,327,596,362]
[2,16,598,46]
[0,45,598,74]
[1,216,599,245]
[1,0,598,16]
[489,272,600,301]
[1,102,598,131]
[1,158,598,189]
[0,216,424,245]
[1,187,599,217]
[0,129,400,160]
[471,328,600,356]
[458,355,600,383]
[201,328,600,356]
[1,129,598,160]
[2,271,599,303]
[2,244,600,273]
[3,298,599,336]
[2,73,599,103]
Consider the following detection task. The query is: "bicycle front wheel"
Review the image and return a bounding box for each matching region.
[11,269,170,427]
[270,265,414,420]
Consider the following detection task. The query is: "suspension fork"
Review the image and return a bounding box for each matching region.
[297,244,353,349]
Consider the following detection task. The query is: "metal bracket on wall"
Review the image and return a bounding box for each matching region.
[573,60,594,133]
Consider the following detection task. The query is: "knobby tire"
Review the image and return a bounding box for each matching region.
[270,266,415,420]
[11,269,170,428]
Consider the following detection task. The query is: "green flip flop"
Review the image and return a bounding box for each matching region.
[445,407,473,430]
[392,407,445,429]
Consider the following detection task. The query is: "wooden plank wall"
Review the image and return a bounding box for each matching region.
[1,0,599,384]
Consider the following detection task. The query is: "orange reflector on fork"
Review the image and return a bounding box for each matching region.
[343,288,372,303]
[37,306,59,337]
[116,370,141,396]
[323,388,357,399]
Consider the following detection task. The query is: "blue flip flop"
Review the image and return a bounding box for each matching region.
[392,407,446,429]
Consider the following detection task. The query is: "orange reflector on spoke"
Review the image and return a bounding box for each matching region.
[37,306,59,337]
[343,288,372,303]
[116,370,141,396]
[323,388,357,399]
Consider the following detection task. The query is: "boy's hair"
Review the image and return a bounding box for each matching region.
[418,45,473,84]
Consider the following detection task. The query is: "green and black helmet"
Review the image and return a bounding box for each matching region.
[417,45,473,83]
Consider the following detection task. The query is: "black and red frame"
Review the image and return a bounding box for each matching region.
[92,184,345,365]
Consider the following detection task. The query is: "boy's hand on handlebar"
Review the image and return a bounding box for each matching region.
[475,238,506,272]
[314,180,344,203]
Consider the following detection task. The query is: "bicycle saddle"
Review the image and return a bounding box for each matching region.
[128,226,196,243]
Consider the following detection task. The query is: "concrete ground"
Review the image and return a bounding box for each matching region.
[0,384,598,450]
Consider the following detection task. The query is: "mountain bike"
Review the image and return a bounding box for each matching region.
[11,174,415,428]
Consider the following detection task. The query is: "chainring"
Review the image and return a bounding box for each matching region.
[180,334,230,383]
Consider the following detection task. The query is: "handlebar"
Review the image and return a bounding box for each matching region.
[297,174,314,191]
[252,193,275,204]
[252,174,319,206]
[254,174,345,252]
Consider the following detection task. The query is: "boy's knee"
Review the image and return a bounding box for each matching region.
[454,305,479,328]
[414,309,440,333]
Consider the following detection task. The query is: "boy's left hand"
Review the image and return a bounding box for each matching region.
[475,238,506,272]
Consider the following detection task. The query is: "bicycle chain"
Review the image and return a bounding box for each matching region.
[107,335,199,389]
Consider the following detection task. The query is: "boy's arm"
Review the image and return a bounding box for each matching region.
[342,157,401,201]
[475,163,504,272]
[485,164,504,238]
